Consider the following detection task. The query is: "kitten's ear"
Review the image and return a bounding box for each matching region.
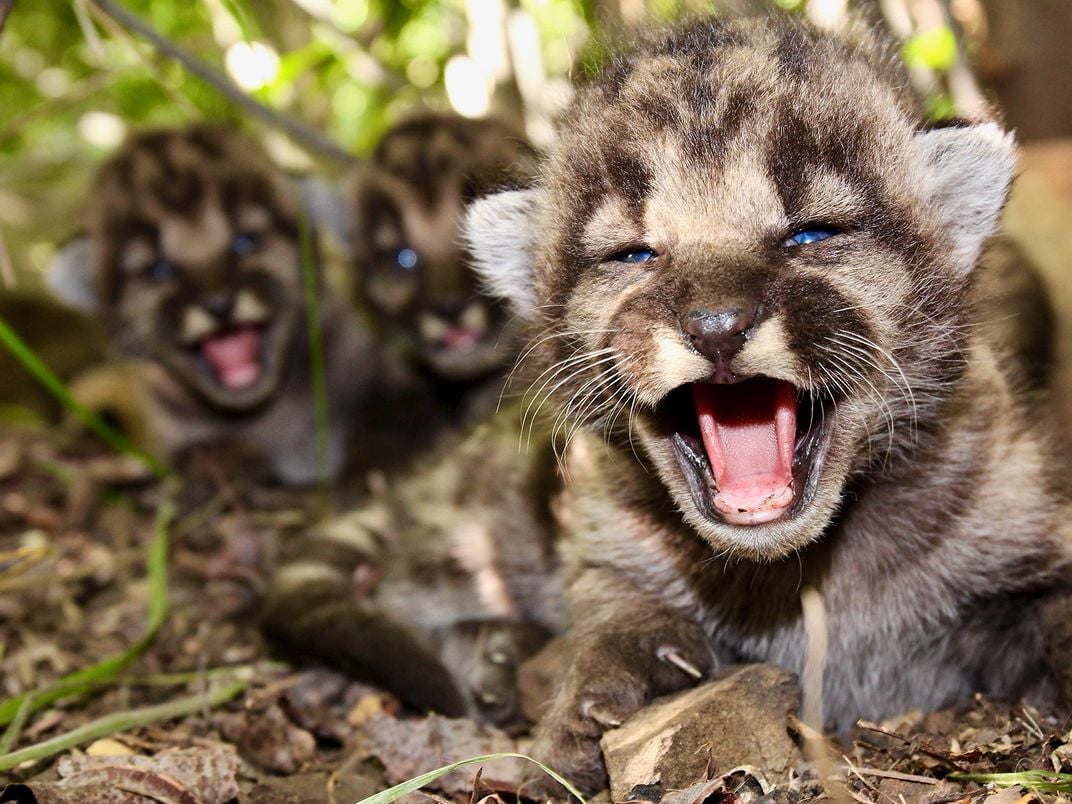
[46,236,98,313]
[913,122,1017,272]
[464,188,544,319]
[293,175,352,250]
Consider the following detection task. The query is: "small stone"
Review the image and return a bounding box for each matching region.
[600,664,802,802]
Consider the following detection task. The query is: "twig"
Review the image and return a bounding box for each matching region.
[840,766,939,786]
[82,0,199,118]
[87,0,356,165]
[0,0,14,37]
[0,678,247,772]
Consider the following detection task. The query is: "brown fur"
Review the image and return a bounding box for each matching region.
[261,406,566,729]
[348,113,538,422]
[0,294,107,422]
[466,16,1072,792]
[70,124,417,484]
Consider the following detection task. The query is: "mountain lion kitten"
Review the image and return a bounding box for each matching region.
[465,16,1072,792]
[51,124,416,485]
[347,113,537,424]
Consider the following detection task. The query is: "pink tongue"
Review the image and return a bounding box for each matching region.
[442,327,478,350]
[693,379,797,526]
[200,326,262,389]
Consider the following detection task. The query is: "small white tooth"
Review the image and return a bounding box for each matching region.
[233,289,270,324]
[459,302,488,335]
[182,306,217,344]
[418,313,449,343]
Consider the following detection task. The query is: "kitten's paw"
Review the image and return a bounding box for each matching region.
[526,624,712,796]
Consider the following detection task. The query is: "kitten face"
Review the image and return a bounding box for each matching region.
[467,19,1015,559]
[87,125,303,412]
[351,114,537,382]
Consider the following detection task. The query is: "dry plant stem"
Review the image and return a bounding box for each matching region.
[88,0,356,165]
[0,678,248,772]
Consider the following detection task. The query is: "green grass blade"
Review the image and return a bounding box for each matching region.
[355,752,587,804]
[298,211,332,499]
[0,677,247,772]
[949,771,1072,794]
[0,494,176,726]
[0,313,170,478]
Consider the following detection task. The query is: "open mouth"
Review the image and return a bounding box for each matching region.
[195,324,268,390]
[658,377,834,526]
[438,326,482,353]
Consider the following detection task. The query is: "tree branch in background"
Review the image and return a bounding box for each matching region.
[0,0,15,37]
[88,0,357,166]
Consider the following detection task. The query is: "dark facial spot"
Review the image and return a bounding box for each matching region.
[684,87,757,166]
[601,141,651,217]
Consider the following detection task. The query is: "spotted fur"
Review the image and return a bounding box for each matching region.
[466,16,1072,792]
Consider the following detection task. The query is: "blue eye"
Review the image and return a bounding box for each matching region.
[611,248,655,264]
[396,248,418,270]
[784,228,838,247]
[232,233,259,256]
[146,260,177,282]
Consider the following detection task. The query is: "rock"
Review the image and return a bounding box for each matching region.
[600,664,801,802]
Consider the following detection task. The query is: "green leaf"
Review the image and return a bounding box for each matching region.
[903,25,958,72]
[355,752,588,804]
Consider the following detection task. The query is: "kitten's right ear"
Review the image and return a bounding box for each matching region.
[46,236,98,314]
[293,175,352,251]
[464,188,544,319]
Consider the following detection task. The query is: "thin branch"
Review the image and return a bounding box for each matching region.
[0,0,14,37]
[87,0,356,165]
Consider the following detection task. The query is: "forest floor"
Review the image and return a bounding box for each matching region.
[0,421,1070,804]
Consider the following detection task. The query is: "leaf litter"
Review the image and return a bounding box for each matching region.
[0,420,1071,803]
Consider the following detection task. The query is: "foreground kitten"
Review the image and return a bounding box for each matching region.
[466,17,1072,791]
[347,113,537,423]
[51,124,413,485]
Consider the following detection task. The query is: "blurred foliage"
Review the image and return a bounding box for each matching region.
[0,0,978,288]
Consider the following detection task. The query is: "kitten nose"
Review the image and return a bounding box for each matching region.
[682,307,757,361]
[202,293,234,320]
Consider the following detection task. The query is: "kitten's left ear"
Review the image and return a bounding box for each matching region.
[464,188,545,319]
[46,235,98,313]
[913,122,1017,272]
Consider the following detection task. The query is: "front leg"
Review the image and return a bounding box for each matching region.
[529,570,716,795]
